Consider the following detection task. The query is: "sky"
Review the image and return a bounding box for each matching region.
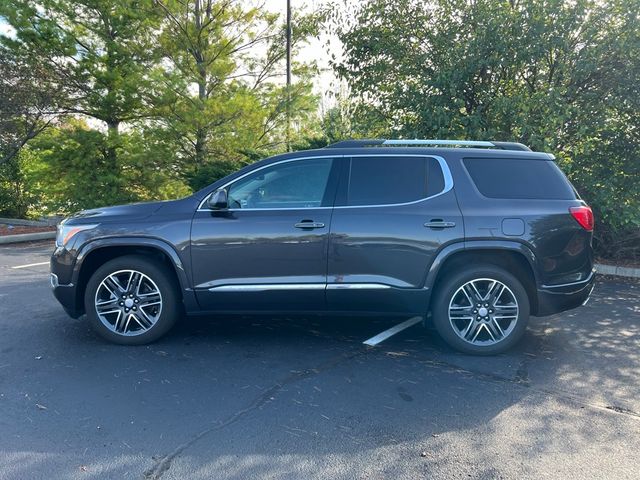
[0,18,14,37]
[256,0,341,111]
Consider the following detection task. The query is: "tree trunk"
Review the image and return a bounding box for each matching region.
[106,120,120,168]
[193,0,207,171]
[194,62,207,170]
[194,126,206,172]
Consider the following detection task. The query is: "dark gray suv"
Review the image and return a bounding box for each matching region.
[50,139,595,354]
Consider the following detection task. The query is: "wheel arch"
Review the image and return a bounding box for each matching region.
[72,237,194,316]
[425,241,540,315]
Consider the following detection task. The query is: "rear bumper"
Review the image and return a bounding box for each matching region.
[535,269,596,316]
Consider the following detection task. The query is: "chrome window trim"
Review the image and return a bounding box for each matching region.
[335,154,453,209]
[197,155,339,211]
[197,153,453,212]
[200,206,333,212]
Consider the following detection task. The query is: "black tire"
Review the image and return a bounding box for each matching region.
[431,265,530,355]
[84,255,180,345]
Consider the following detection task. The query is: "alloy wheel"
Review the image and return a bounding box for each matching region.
[448,277,519,346]
[94,269,163,336]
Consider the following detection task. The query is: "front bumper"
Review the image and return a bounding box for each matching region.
[50,250,83,318]
[51,274,83,318]
[535,269,596,316]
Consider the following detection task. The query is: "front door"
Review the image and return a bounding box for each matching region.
[327,154,464,313]
[191,156,340,311]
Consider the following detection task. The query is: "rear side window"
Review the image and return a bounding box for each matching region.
[463,158,576,200]
[347,156,445,206]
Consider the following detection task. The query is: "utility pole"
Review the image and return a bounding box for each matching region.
[286,0,292,152]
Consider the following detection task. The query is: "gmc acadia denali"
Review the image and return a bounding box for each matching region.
[50,139,595,354]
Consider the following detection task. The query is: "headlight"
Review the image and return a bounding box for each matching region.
[56,224,99,248]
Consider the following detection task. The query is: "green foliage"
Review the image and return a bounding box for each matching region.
[23,121,131,214]
[187,158,249,192]
[0,0,320,217]
[331,0,640,259]
[0,48,62,167]
[21,120,191,215]
[1,0,160,125]
[0,153,31,218]
[150,0,320,183]
[1,0,637,261]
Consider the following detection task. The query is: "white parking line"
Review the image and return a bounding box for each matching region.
[363,316,423,346]
[11,261,49,269]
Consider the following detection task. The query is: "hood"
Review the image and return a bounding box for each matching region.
[68,200,173,224]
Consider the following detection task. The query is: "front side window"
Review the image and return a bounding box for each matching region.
[347,156,444,206]
[227,158,334,209]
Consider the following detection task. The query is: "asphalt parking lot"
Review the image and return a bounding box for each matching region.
[1,241,639,480]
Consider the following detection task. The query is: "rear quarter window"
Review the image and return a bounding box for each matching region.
[463,157,576,200]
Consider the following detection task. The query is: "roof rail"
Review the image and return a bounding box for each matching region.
[383,139,495,147]
[490,141,531,151]
[326,139,385,148]
[326,139,531,151]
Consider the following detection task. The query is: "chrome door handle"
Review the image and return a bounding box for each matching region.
[294,221,325,229]
[424,220,456,229]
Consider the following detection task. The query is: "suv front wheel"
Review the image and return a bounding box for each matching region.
[84,255,180,345]
[431,265,530,355]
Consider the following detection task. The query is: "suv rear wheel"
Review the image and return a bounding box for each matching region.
[431,265,530,355]
[84,255,180,345]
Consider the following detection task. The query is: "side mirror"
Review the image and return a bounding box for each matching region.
[207,189,228,210]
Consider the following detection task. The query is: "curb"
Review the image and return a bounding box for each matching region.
[0,217,61,227]
[595,263,640,279]
[0,231,56,245]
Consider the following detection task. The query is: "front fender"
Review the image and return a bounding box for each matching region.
[74,236,188,284]
[72,236,198,313]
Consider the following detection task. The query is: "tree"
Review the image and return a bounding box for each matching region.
[0,0,322,216]
[330,0,640,258]
[151,0,320,186]
[0,49,64,167]
[21,119,191,215]
[1,0,161,167]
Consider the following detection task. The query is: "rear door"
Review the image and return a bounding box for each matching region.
[326,154,464,313]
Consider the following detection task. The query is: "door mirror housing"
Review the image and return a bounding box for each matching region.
[207,189,228,210]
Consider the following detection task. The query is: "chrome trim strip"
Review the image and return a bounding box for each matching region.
[200,206,332,212]
[197,154,454,212]
[326,283,391,290]
[383,139,494,147]
[207,282,394,292]
[208,283,325,292]
[541,269,595,289]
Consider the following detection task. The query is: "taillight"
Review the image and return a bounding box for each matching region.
[569,206,594,231]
